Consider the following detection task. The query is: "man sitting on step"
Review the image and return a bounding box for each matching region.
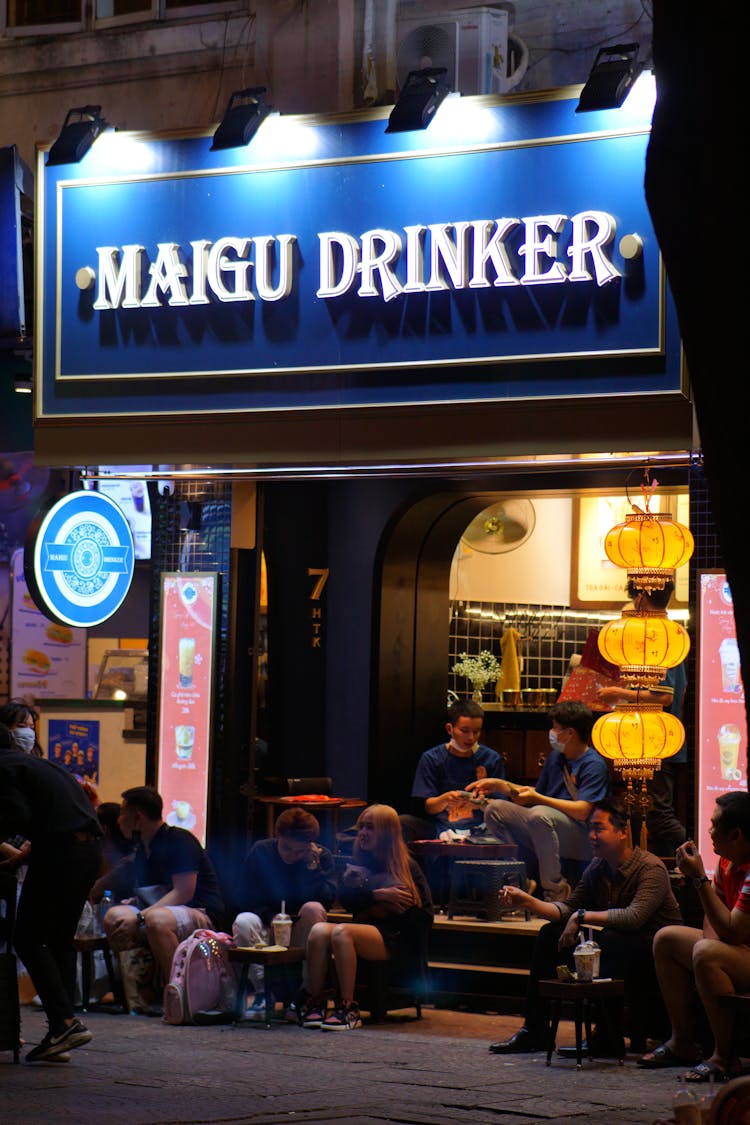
[488,798,682,1056]
[467,701,609,902]
[94,786,225,1001]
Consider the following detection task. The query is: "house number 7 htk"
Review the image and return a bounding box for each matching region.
[308,568,329,649]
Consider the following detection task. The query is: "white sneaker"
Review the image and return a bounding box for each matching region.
[243,995,268,1021]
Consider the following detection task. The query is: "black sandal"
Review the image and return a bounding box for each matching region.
[637,1043,700,1069]
[683,1061,729,1083]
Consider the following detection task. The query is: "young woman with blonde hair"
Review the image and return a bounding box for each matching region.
[299,803,433,1030]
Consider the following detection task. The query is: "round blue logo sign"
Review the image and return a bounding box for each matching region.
[31,491,135,627]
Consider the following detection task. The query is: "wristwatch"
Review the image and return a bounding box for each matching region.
[577,907,586,926]
[692,876,710,890]
[135,911,146,928]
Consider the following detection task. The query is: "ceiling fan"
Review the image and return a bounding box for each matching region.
[460,499,536,554]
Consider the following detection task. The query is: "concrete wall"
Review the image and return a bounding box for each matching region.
[0,1,652,169]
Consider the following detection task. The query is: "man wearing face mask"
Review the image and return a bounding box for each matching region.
[468,701,610,902]
[400,701,506,843]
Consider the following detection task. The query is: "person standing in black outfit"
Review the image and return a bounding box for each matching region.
[0,723,102,1062]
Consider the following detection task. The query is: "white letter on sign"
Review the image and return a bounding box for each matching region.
[255,234,296,301]
[359,229,403,302]
[426,222,471,292]
[519,215,567,285]
[93,245,144,310]
[469,219,520,288]
[141,242,190,307]
[317,232,359,298]
[207,237,253,302]
[567,211,620,285]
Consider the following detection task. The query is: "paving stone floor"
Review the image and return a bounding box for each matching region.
[1,1003,702,1124]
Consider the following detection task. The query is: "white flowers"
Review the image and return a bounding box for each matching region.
[451,650,501,690]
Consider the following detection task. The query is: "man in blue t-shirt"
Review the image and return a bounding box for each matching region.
[401,701,506,841]
[468,701,610,902]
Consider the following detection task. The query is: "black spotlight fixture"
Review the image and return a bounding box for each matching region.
[385,67,451,134]
[211,87,272,151]
[47,105,109,166]
[575,43,642,113]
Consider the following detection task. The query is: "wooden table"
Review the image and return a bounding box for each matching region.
[539,978,626,1068]
[228,946,305,1028]
[255,796,366,848]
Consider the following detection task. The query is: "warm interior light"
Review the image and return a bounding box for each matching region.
[597,610,691,684]
[604,511,694,590]
[592,703,686,764]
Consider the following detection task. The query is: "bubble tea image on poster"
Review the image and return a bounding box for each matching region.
[156,574,218,846]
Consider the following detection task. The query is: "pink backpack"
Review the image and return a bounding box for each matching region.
[163,929,236,1025]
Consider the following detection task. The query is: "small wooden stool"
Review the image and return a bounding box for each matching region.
[73,935,125,1011]
[539,978,626,1068]
[228,946,305,1028]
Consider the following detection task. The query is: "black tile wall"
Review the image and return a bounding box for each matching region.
[448,600,620,698]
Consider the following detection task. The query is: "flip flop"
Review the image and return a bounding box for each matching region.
[683,1061,729,1084]
[637,1042,700,1069]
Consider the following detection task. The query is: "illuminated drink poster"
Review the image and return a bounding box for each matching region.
[156,573,218,845]
[696,571,747,874]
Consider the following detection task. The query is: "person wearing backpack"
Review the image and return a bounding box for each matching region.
[232,807,336,1020]
[93,786,224,1007]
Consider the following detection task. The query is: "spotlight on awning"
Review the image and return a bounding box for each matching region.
[47,106,109,166]
[385,67,451,133]
[211,87,272,151]
[576,43,642,112]
[14,374,32,394]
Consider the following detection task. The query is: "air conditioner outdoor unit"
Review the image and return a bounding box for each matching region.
[396,6,511,97]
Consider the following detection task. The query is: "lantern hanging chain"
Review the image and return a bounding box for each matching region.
[625,466,659,515]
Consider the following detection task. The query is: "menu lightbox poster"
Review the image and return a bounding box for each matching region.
[156,573,218,846]
[696,571,747,874]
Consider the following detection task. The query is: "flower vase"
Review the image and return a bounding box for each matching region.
[472,688,483,703]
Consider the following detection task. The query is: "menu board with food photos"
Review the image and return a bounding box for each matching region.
[156,573,218,846]
[9,548,86,699]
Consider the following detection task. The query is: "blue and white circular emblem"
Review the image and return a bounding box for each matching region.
[32,491,135,627]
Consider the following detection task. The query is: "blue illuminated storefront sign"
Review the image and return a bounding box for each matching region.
[37,82,682,420]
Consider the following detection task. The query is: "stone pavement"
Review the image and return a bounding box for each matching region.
[2,1004,688,1125]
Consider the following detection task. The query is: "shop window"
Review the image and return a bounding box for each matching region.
[4,0,83,32]
[3,0,242,34]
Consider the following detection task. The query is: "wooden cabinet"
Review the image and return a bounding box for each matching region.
[483,724,548,784]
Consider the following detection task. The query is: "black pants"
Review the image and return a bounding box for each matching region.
[14,835,102,1034]
[524,921,660,1042]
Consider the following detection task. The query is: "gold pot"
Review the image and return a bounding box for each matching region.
[522,689,543,709]
[502,690,521,708]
